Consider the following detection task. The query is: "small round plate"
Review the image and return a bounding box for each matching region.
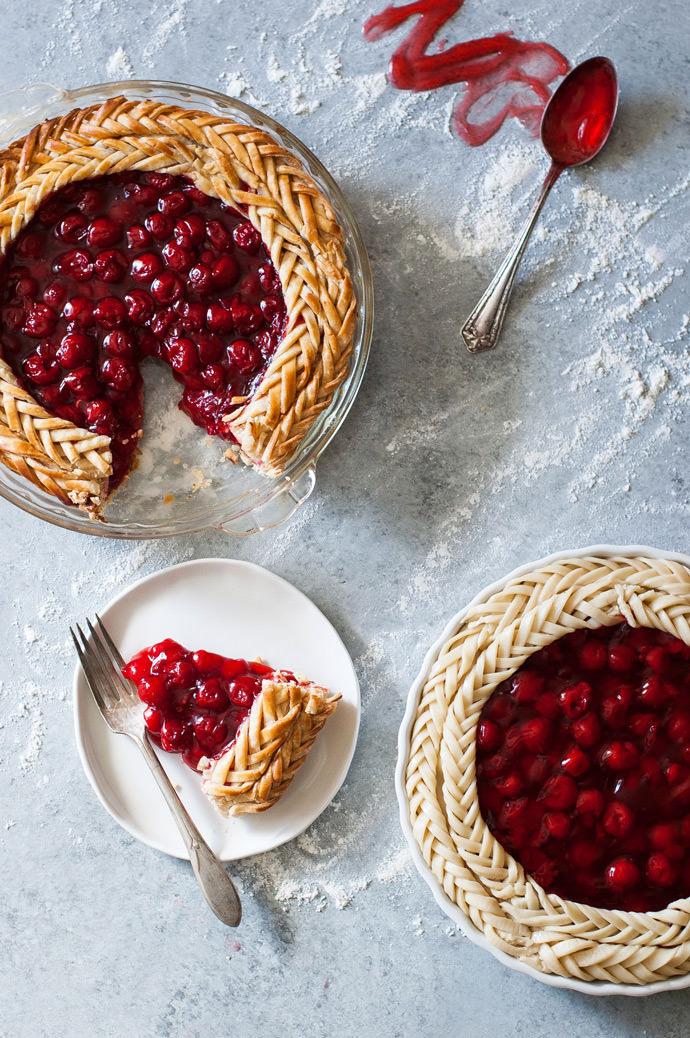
[73,558,360,860]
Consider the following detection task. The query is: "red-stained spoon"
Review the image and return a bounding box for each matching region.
[462,56,618,353]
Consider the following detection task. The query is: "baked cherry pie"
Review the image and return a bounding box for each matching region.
[0,97,356,516]
[404,552,690,986]
[122,637,340,816]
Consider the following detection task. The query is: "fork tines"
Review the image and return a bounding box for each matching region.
[70,616,128,714]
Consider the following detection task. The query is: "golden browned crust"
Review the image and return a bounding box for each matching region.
[0,356,111,514]
[199,674,340,816]
[404,554,690,986]
[0,96,357,513]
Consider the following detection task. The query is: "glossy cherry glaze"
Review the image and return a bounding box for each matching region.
[476,622,690,912]
[364,0,569,145]
[0,172,287,489]
[122,638,294,770]
[541,56,618,167]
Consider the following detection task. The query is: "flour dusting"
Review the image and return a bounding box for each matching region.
[454,141,541,258]
[391,148,689,615]
[106,46,135,79]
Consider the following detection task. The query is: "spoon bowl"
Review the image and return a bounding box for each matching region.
[461,56,619,354]
[541,56,618,168]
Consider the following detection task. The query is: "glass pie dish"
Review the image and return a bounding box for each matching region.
[0,80,373,537]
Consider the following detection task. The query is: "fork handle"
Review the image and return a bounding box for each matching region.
[135,734,242,926]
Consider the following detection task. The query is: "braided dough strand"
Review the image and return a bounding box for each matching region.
[0,357,110,513]
[200,675,340,816]
[406,554,690,985]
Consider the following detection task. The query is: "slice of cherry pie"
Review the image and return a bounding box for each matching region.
[0,97,356,516]
[122,637,340,816]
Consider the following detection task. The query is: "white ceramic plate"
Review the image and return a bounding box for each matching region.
[396,544,690,997]
[74,558,360,860]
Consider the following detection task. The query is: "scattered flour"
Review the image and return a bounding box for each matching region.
[106,46,135,80]
[238,773,414,912]
[19,704,45,771]
[391,143,688,622]
[376,847,413,884]
[4,682,48,772]
[248,837,413,911]
[386,409,451,457]
[354,72,389,112]
[140,0,191,65]
[454,140,541,258]
[217,68,257,100]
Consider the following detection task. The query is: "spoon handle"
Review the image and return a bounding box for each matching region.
[461,163,562,354]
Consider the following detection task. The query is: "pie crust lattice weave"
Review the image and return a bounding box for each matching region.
[0,357,111,509]
[404,553,690,986]
[0,96,357,513]
[200,675,340,816]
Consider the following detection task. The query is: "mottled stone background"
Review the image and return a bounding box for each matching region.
[1,1,689,1035]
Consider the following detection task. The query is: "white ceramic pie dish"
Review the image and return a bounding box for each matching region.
[0,80,373,538]
[397,544,690,996]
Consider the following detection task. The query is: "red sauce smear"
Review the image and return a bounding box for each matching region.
[364,0,570,146]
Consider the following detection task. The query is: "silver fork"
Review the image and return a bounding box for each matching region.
[71,616,242,927]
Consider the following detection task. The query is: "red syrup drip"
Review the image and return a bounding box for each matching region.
[364,0,570,146]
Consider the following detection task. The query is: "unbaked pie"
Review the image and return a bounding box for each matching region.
[122,637,340,816]
[404,552,690,986]
[0,97,356,516]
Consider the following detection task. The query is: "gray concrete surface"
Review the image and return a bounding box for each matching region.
[1,1,689,1035]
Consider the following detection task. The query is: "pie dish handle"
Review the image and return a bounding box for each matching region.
[219,465,316,536]
[0,82,67,143]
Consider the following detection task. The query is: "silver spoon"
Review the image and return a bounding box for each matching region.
[461,56,619,354]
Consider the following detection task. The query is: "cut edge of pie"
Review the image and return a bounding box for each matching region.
[198,673,341,816]
[405,552,690,987]
[0,355,112,514]
[0,96,358,516]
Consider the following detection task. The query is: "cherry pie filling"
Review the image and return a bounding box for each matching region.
[122,638,295,771]
[0,172,287,490]
[476,622,690,912]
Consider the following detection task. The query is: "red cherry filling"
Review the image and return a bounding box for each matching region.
[0,172,287,491]
[475,622,690,911]
[122,638,292,770]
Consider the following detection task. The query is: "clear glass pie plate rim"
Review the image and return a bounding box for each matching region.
[0,79,373,538]
[396,543,690,996]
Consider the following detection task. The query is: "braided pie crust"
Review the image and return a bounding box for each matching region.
[0,96,357,514]
[405,553,690,987]
[200,674,340,816]
[0,355,111,509]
